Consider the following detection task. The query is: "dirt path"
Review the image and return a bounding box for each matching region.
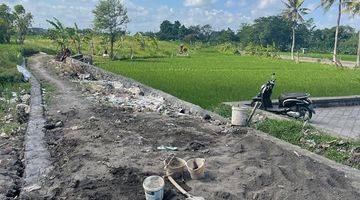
[25,54,360,200]
[279,55,357,68]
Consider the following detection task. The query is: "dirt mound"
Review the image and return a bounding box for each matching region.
[25,54,360,200]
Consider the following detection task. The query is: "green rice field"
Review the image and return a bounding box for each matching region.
[95,49,360,110]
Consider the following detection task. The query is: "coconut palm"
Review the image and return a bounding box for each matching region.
[320,0,348,63]
[282,0,310,60]
[343,0,359,67]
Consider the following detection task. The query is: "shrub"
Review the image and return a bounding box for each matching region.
[244,43,279,58]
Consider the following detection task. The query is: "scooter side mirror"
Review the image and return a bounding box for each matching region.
[271,73,276,81]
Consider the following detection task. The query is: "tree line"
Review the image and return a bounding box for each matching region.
[153,0,359,66]
[0,4,33,44]
[1,0,359,66]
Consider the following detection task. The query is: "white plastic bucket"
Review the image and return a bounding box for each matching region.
[231,106,247,126]
[186,158,206,180]
[143,176,165,200]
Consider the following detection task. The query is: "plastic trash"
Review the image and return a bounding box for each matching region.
[17,65,31,81]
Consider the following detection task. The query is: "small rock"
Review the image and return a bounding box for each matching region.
[0,132,9,138]
[179,109,186,114]
[127,86,142,95]
[203,114,211,120]
[4,114,13,122]
[89,116,99,122]
[55,121,63,127]
[21,94,31,104]
[44,121,63,130]
[16,103,30,123]
[23,184,41,192]
[113,82,124,90]
[70,125,83,131]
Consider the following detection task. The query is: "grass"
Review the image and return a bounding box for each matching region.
[42,83,56,105]
[254,119,360,169]
[95,49,360,111]
[279,52,357,62]
[0,44,31,135]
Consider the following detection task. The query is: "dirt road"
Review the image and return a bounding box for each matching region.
[24,54,360,200]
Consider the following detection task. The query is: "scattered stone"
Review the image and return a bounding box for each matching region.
[127,86,142,96]
[55,121,63,127]
[70,126,84,131]
[20,94,31,104]
[4,114,13,123]
[16,103,30,123]
[78,73,91,80]
[23,184,41,192]
[0,132,8,139]
[351,147,360,155]
[186,141,206,151]
[113,82,124,90]
[89,116,99,122]
[44,121,63,130]
[203,114,211,121]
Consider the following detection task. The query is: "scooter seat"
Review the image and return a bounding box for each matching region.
[279,93,309,102]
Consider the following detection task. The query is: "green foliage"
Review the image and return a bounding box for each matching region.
[93,0,129,58]
[47,17,70,50]
[254,119,360,169]
[244,43,279,58]
[237,16,294,51]
[0,4,13,43]
[12,4,33,44]
[0,45,22,86]
[216,43,238,54]
[0,4,32,44]
[212,103,232,118]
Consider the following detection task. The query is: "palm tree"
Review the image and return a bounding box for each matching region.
[282,0,310,60]
[320,0,347,63]
[343,0,359,67]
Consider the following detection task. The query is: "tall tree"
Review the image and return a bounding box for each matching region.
[282,0,310,60]
[13,5,33,44]
[0,4,13,43]
[93,0,129,59]
[320,0,346,62]
[343,0,359,66]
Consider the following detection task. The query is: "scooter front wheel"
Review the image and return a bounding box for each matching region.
[297,106,312,121]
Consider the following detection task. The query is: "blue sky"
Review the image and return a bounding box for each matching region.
[3,0,359,33]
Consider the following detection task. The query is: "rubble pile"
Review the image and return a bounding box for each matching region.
[0,90,30,199]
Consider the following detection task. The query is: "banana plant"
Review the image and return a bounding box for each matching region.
[46,17,69,51]
[67,23,83,54]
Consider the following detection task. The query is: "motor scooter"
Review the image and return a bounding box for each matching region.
[251,73,315,120]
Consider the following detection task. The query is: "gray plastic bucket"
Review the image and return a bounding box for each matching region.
[143,176,164,200]
[231,106,247,126]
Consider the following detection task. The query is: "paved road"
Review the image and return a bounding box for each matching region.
[311,106,360,139]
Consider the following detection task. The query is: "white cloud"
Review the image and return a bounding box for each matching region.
[183,0,218,7]
[258,0,279,9]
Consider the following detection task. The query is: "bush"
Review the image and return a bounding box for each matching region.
[20,46,57,56]
[216,43,238,54]
[244,43,279,58]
